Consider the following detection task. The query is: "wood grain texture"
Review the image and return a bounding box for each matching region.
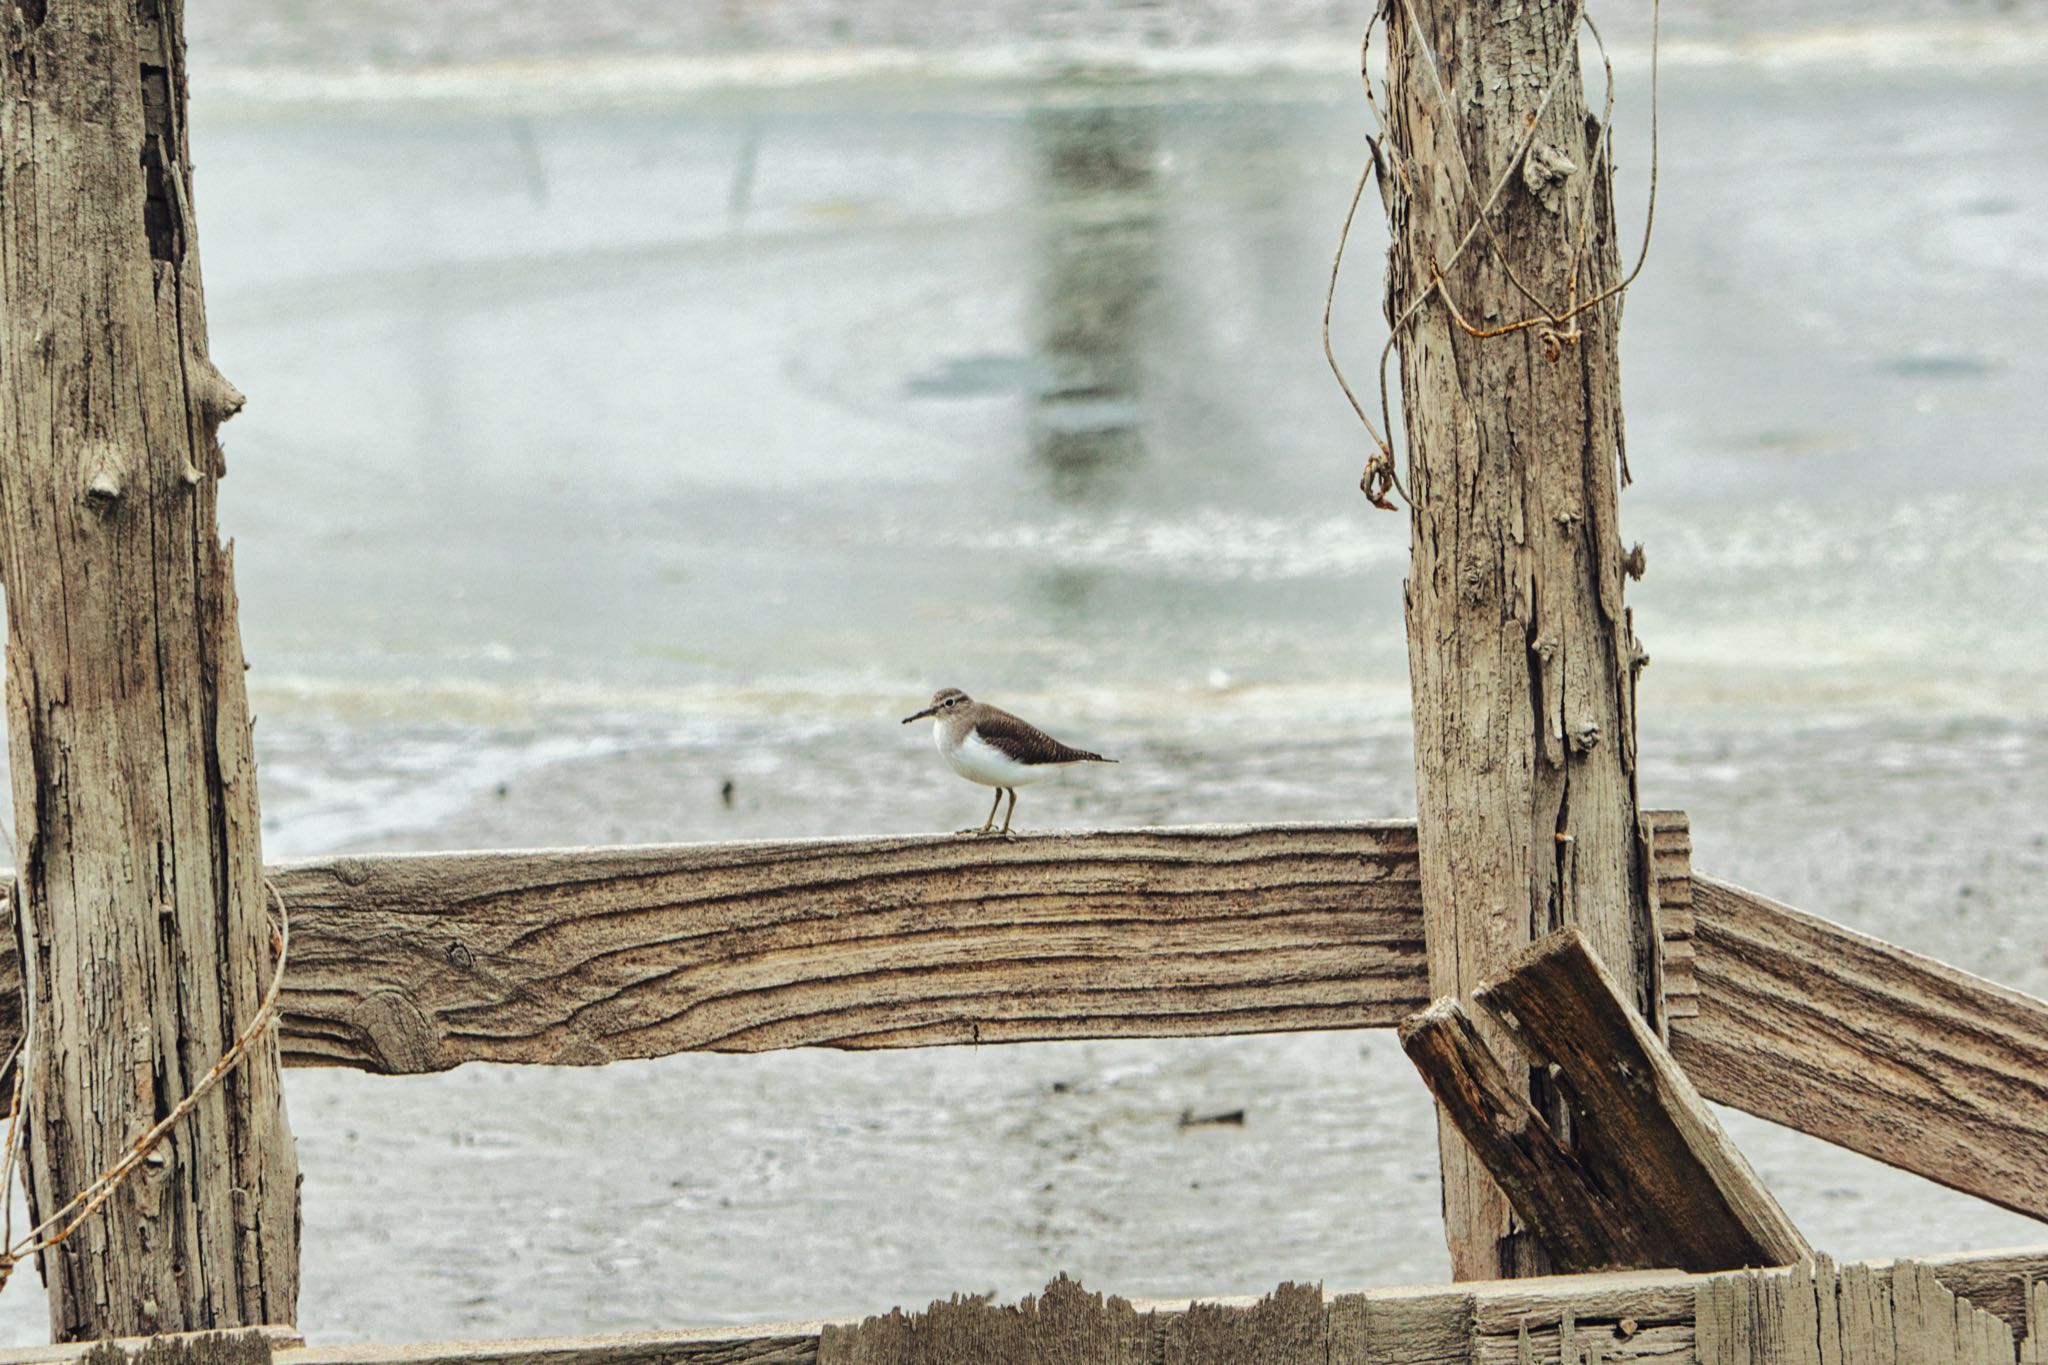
[274,823,1426,1071]
[1671,875,2048,1225]
[1694,1257,2015,1365]
[0,0,300,1339]
[1477,929,1811,1272]
[817,1275,1150,1364]
[1399,998,1659,1273]
[12,1257,2048,1365]
[1383,0,1657,1281]
[1161,1282,1326,1364]
[0,818,1696,1075]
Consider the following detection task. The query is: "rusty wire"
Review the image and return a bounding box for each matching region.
[1325,0,1663,506]
[0,881,291,1295]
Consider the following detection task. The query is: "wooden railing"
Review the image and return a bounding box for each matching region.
[16,1248,2048,1364]
[3,812,2044,1230]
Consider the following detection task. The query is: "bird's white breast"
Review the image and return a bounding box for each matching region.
[942,726,1059,788]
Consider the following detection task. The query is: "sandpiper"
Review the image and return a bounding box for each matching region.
[901,688,1116,836]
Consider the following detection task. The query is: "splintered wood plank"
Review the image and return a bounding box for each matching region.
[817,1275,1151,1364]
[1476,929,1811,1272]
[1161,1282,1325,1364]
[1399,999,1660,1273]
[1670,875,2048,1223]
[1697,1258,2015,1365]
[14,1255,2048,1365]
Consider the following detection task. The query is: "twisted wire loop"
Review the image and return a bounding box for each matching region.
[0,881,292,1296]
[1324,0,1662,508]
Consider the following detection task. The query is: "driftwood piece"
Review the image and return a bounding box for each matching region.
[1673,875,2048,1224]
[1475,929,1812,1271]
[0,0,300,1338]
[1399,998,1660,1273]
[1384,0,1656,1280]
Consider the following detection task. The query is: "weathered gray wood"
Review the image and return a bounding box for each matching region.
[817,1275,1151,1364]
[1381,0,1656,1278]
[291,1331,820,1365]
[0,0,300,1340]
[0,832,2041,1236]
[1672,874,2048,1224]
[8,1255,2048,1365]
[1160,1282,1325,1365]
[1476,929,1812,1272]
[270,823,1426,1070]
[0,818,1694,1073]
[1696,1257,2014,1365]
[78,1332,275,1365]
[2,1331,300,1365]
[1399,998,1659,1273]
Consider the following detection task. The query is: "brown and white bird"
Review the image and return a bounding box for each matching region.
[901,687,1115,836]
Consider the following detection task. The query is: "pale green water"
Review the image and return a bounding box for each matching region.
[3,8,2048,1347]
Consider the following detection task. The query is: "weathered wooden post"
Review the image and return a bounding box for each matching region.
[1378,0,1656,1279]
[0,0,300,1341]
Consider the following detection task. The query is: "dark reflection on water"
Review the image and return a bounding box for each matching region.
[1031,105,1160,504]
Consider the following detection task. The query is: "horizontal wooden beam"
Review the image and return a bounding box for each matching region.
[14,1251,2045,1365]
[0,819,1689,1073]
[263,822,1432,1071]
[0,817,2040,1229]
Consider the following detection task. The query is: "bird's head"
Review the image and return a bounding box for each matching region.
[902,687,971,724]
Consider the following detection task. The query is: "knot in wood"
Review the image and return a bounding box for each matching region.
[1570,720,1601,752]
[1521,140,1577,214]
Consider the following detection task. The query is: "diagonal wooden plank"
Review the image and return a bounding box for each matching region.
[1672,875,2048,1224]
[1399,998,1660,1273]
[1474,929,1811,1272]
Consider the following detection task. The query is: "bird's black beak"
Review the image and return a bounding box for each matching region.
[902,705,938,724]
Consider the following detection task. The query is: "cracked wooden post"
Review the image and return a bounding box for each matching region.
[1378,0,1657,1280]
[0,0,300,1341]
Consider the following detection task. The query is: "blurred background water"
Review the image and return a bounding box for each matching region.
[4,0,2048,1345]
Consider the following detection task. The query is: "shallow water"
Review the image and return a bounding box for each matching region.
[3,3,2048,1346]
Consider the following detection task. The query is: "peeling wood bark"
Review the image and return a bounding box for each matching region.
[0,0,299,1341]
[1399,998,1660,1273]
[1379,0,1654,1279]
[1475,929,1811,1271]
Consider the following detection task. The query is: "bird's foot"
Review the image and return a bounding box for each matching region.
[956,826,999,837]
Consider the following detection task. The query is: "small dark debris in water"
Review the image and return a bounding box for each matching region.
[1051,1079,1072,1093]
[1878,352,1994,381]
[1178,1107,1246,1129]
[494,783,509,800]
[721,779,736,807]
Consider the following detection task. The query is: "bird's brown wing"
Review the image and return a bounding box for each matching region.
[974,707,1114,765]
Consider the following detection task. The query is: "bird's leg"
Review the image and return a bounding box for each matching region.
[959,787,1003,836]
[999,788,1018,836]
